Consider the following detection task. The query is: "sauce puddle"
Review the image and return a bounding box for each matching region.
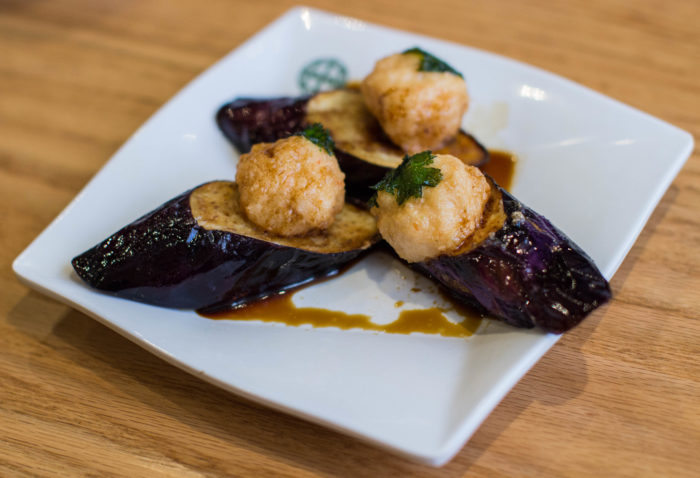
[202,292,482,338]
[199,150,514,338]
[481,150,516,191]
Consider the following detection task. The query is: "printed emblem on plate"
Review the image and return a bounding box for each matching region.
[299,58,348,94]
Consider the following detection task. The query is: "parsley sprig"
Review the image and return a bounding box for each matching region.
[403,47,463,78]
[298,123,335,155]
[368,151,443,207]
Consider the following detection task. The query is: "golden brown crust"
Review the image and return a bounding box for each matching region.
[361,53,469,153]
[235,135,345,236]
[371,154,490,263]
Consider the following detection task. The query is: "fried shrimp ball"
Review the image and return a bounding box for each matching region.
[361,52,468,153]
[236,135,345,236]
[371,154,490,263]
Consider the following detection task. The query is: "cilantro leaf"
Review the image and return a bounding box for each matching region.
[403,47,464,78]
[298,123,335,155]
[369,151,443,207]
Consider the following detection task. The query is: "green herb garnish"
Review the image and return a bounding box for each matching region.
[403,47,463,78]
[368,151,443,207]
[298,123,335,155]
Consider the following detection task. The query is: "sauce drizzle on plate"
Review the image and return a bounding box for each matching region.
[202,291,482,338]
[481,150,516,190]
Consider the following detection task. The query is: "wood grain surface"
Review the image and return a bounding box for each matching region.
[2,0,699,476]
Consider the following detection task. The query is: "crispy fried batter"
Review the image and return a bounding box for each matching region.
[361,53,468,153]
[372,154,489,262]
[236,135,345,236]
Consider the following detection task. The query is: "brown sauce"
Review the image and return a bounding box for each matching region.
[200,151,515,337]
[203,292,482,338]
[481,150,516,191]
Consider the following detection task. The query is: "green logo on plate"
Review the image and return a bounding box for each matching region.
[298,58,347,94]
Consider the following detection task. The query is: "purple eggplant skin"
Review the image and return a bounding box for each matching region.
[411,186,612,333]
[334,149,393,204]
[71,183,375,314]
[216,96,309,154]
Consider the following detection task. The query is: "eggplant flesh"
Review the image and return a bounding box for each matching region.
[216,89,489,202]
[411,180,611,334]
[71,181,378,313]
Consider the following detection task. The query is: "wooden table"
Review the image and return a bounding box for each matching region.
[2,0,699,476]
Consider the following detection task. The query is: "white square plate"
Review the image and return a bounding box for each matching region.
[13,7,693,466]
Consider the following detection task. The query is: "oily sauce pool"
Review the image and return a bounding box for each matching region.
[203,290,483,338]
[201,151,516,337]
[481,150,516,191]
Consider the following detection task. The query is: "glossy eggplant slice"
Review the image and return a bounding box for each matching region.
[216,89,489,202]
[410,179,611,333]
[216,96,310,154]
[72,181,379,313]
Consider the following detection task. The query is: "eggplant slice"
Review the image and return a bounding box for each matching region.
[72,181,379,313]
[216,89,489,202]
[410,179,611,334]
